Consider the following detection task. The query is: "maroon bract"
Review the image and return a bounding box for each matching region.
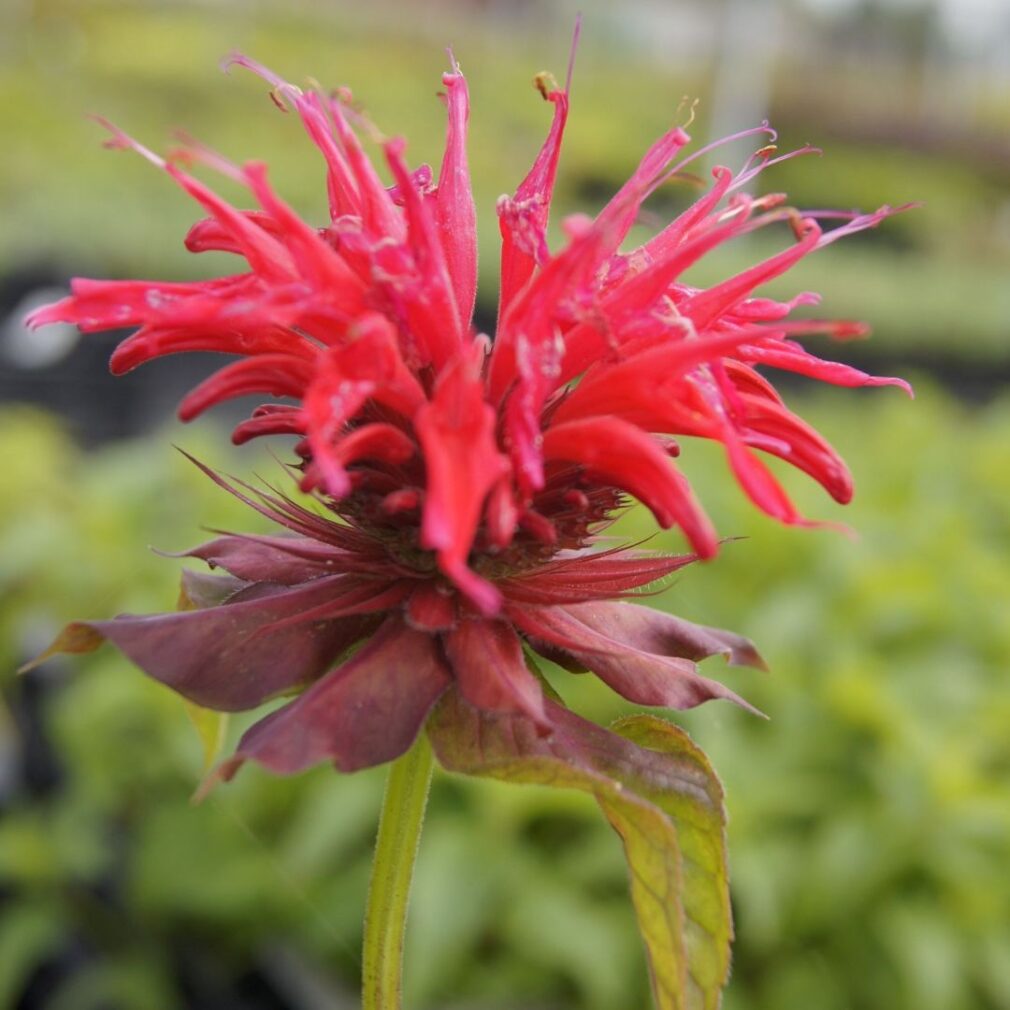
[29,52,909,776]
[37,456,762,776]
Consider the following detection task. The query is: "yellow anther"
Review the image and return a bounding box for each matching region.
[533,71,559,100]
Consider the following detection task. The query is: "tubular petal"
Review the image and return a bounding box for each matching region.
[681,220,822,329]
[178,355,314,421]
[110,323,316,376]
[436,66,478,327]
[542,417,718,557]
[385,138,465,369]
[416,346,509,612]
[497,85,569,318]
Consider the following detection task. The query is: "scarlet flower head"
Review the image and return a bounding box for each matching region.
[29,50,911,776]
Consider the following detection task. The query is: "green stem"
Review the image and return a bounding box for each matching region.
[362,731,434,1010]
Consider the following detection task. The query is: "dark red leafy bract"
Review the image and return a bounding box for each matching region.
[220,616,452,774]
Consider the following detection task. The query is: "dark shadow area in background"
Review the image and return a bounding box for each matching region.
[2,267,1005,452]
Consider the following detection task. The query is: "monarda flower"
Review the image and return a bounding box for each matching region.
[28,47,910,1009]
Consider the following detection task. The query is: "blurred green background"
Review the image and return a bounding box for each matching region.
[1,1,1009,1008]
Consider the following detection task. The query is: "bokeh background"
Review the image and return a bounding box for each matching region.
[2,0,1009,1008]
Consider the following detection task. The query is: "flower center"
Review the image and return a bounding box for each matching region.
[330,465,625,584]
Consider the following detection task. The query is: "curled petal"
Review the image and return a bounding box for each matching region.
[542,417,718,558]
[165,163,298,282]
[737,391,853,504]
[110,323,316,376]
[738,342,913,395]
[185,209,287,254]
[721,429,809,526]
[231,409,306,445]
[332,422,415,467]
[178,354,314,421]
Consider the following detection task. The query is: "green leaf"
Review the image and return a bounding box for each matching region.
[182,700,230,774]
[0,900,66,1007]
[177,570,230,775]
[610,716,732,1008]
[427,689,731,1010]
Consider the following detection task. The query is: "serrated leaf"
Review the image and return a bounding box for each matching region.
[427,689,731,1010]
[610,715,732,1008]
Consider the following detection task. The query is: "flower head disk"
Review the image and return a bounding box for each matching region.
[29,53,910,775]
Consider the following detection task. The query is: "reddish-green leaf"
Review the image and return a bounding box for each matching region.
[427,689,731,1010]
[610,715,732,1008]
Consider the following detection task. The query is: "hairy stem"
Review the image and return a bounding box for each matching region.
[362,732,434,1010]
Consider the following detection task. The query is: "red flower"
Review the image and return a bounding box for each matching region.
[29,52,909,775]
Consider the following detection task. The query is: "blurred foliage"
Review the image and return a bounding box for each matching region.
[2,2,1009,1008]
[2,381,1009,1009]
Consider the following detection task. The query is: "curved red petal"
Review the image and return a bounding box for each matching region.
[178,354,314,421]
[542,417,718,557]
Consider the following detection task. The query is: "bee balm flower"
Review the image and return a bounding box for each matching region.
[28,52,909,776]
